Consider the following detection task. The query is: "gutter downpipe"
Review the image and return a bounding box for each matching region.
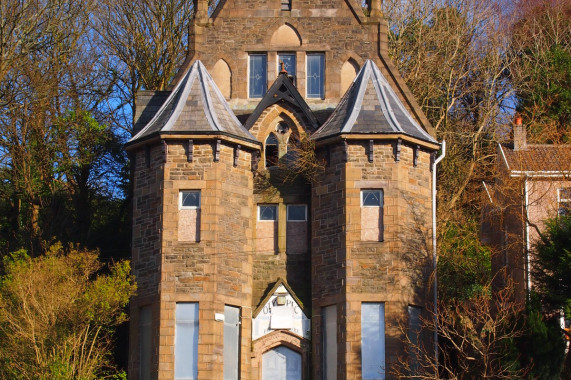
[432,140,446,370]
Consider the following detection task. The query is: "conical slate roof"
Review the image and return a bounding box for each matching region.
[312,60,436,144]
[128,60,258,145]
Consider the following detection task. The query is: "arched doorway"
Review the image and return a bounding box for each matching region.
[262,345,302,380]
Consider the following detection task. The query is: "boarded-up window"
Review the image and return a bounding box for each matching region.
[179,190,201,242]
[139,306,152,380]
[361,190,384,241]
[224,305,240,380]
[175,303,199,380]
[286,204,308,254]
[257,204,278,254]
[361,303,385,379]
[323,305,337,380]
[340,59,359,95]
[212,59,232,99]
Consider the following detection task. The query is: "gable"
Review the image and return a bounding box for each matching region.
[252,280,310,341]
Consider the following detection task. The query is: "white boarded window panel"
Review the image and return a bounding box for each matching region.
[175,303,199,380]
[361,303,385,379]
[323,305,337,380]
[224,306,240,380]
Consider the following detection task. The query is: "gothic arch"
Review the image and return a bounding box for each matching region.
[252,330,311,380]
[340,58,360,96]
[269,23,302,48]
[211,59,232,99]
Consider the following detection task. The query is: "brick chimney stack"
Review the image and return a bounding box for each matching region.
[513,115,526,151]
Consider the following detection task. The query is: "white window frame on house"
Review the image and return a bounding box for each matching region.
[180,190,201,209]
[306,53,325,99]
[258,204,278,221]
[287,204,307,222]
[175,303,199,380]
[361,302,386,380]
[249,53,267,98]
[558,188,571,216]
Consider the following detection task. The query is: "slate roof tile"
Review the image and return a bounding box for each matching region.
[311,60,436,144]
[128,61,258,145]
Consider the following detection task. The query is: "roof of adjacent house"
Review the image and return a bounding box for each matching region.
[127,60,259,146]
[311,60,437,144]
[499,144,571,175]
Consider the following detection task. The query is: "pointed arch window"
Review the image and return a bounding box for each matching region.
[265,133,279,167]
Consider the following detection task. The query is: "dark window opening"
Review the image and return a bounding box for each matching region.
[265,133,279,167]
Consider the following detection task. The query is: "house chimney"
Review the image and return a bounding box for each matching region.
[513,115,526,151]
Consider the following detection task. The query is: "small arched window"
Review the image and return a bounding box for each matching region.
[265,133,279,167]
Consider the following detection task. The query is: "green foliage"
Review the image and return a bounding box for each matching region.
[0,243,136,379]
[532,214,571,313]
[438,220,492,301]
[517,295,566,380]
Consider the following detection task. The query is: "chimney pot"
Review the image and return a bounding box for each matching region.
[513,115,526,151]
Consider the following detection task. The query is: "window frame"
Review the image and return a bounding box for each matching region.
[258,204,278,221]
[278,52,296,77]
[175,302,199,380]
[361,189,383,207]
[306,53,325,99]
[180,190,201,210]
[223,305,241,380]
[558,188,571,216]
[287,204,307,222]
[322,304,337,380]
[249,53,267,98]
[361,302,386,380]
[265,133,279,168]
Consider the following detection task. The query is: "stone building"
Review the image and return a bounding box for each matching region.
[125,0,440,379]
[482,118,571,303]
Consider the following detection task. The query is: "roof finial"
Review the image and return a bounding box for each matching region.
[280,61,288,75]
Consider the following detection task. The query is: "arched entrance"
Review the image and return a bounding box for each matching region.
[262,345,302,380]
